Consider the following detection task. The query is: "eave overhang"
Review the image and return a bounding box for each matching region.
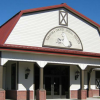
[1,44,100,59]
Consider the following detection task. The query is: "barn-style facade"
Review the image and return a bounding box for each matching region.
[0,3,100,100]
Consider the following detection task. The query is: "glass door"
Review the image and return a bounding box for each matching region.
[53,76,60,98]
[44,76,52,98]
[44,76,60,99]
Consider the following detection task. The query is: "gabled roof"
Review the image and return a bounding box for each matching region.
[0,12,22,44]
[0,3,100,45]
[0,3,100,59]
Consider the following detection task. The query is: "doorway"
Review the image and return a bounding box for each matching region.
[44,76,60,98]
[34,64,70,99]
[44,64,70,99]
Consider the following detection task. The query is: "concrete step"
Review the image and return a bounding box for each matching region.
[6,99,14,100]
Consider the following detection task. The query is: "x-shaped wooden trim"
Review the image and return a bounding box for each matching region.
[96,78,100,88]
[60,12,67,24]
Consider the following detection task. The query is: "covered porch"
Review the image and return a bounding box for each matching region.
[0,50,100,100]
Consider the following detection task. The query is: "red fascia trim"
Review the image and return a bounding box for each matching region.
[1,44,100,59]
[22,3,65,13]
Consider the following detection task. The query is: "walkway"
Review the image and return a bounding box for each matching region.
[46,98,100,100]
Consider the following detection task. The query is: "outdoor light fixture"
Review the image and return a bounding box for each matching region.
[75,70,80,80]
[25,68,30,79]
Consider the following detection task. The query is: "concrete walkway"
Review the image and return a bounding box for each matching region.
[87,97,100,100]
[47,98,100,100]
[70,97,100,100]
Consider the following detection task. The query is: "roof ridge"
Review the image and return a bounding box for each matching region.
[21,3,66,13]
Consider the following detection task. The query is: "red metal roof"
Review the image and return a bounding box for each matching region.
[0,3,100,59]
[0,12,23,44]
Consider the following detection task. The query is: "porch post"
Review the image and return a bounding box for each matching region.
[36,67,46,100]
[0,52,5,100]
[39,68,43,89]
[87,70,93,97]
[78,70,87,100]
[0,66,5,100]
[81,70,84,90]
[0,66,3,89]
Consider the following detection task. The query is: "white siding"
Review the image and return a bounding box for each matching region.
[70,65,80,90]
[5,8,100,53]
[68,12,100,53]
[5,10,59,47]
[18,62,34,90]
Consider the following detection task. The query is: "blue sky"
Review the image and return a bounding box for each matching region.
[0,0,100,26]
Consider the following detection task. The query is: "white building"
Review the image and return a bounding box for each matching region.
[0,3,100,100]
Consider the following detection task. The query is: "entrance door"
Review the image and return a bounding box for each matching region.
[44,76,60,99]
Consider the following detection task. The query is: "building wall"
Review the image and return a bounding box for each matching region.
[68,12,100,53]
[70,65,80,90]
[70,65,96,90]
[5,10,59,47]
[84,70,95,89]
[5,8,100,53]
[18,62,34,90]
[4,61,34,91]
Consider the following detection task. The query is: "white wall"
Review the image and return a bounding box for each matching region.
[18,62,34,90]
[68,11,100,53]
[4,61,34,91]
[70,65,80,90]
[5,8,100,53]
[70,65,94,90]
[5,10,59,47]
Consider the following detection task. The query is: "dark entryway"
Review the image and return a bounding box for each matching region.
[44,76,60,98]
[34,63,70,99]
